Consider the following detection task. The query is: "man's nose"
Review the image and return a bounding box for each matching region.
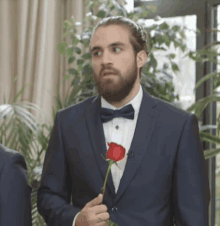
[101,51,113,65]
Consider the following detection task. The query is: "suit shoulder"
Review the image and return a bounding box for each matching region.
[151,95,194,120]
[57,95,98,120]
[0,144,22,159]
[0,144,26,172]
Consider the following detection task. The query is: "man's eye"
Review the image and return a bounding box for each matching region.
[94,51,102,56]
[113,47,121,52]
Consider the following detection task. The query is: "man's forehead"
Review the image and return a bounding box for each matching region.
[95,24,129,33]
[91,25,130,48]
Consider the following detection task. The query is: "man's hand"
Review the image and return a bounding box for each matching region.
[76,194,110,226]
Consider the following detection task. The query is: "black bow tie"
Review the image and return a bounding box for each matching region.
[100,104,135,123]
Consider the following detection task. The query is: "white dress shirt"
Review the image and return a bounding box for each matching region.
[72,85,143,226]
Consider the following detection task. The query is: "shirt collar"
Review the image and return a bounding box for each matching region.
[101,84,143,116]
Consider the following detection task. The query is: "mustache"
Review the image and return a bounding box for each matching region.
[99,66,119,76]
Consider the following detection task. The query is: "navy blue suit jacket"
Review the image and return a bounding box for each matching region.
[0,144,32,226]
[37,87,210,226]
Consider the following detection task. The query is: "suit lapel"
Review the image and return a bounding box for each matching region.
[86,87,160,204]
[86,95,116,199]
[114,88,160,203]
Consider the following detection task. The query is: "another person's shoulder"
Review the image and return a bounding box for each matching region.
[0,144,26,171]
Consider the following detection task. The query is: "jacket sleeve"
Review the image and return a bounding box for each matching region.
[37,112,81,226]
[0,152,32,226]
[172,114,210,226]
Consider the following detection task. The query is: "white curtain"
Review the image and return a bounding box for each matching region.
[0,0,86,125]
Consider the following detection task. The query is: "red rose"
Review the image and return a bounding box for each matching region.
[106,142,125,161]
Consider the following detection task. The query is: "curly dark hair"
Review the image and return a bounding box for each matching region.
[90,16,150,76]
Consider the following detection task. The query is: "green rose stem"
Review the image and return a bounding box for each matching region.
[101,159,114,199]
[100,155,119,226]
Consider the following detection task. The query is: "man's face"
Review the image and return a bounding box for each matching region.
[90,25,139,103]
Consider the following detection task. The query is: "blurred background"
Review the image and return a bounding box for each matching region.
[0,0,220,225]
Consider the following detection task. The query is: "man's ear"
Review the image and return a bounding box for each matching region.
[136,50,148,69]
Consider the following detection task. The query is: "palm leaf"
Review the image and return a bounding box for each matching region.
[200,131,220,145]
[193,71,220,91]
[187,95,220,118]
[204,148,220,159]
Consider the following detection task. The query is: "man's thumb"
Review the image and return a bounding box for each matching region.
[86,194,103,207]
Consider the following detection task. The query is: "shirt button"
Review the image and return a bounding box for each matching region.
[115,125,119,130]
[111,207,118,213]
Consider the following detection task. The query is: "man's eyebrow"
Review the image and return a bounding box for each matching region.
[90,42,126,53]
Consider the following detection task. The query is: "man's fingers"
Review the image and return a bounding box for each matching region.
[77,194,110,225]
[97,212,110,221]
[97,213,110,225]
[93,204,108,215]
[85,194,103,208]
[96,221,110,226]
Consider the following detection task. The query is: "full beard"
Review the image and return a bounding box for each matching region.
[93,62,138,103]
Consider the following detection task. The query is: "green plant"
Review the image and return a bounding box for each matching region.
[185,29,220,159]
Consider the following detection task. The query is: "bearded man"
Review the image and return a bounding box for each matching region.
[37,16,210,226]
